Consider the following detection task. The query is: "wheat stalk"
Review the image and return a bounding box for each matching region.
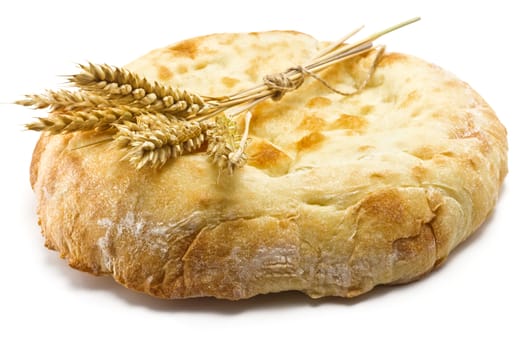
[18,18,420,172]
[114,114,211,169]
[26,106,140,133]
[207,112,251,175]
[71,63,207,118]
[17,89,113,112]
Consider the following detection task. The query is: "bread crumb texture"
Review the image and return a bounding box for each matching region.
[31,31,507,299]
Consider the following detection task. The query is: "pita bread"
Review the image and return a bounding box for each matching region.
[30,31,507,299]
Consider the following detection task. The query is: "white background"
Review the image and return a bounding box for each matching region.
[1,1,523,349]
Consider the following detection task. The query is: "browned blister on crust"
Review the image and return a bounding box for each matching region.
[30,31,507,299]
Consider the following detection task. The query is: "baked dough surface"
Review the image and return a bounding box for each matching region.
[30,31,507,299]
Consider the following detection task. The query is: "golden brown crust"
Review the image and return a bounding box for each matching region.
[30,31,507,299]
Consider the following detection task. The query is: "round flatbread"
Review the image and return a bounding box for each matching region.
[30,31,507,299]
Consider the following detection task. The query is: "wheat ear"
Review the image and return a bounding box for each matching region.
[16,89,115,112]
[70,63,207,118]
[26,107,140,133]
[207,112,251,175]
[114,114,210,169]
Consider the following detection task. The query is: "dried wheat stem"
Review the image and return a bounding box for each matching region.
[219,17,420,105]
[314,25,364,59]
